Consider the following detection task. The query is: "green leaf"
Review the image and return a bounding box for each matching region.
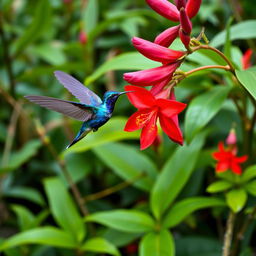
[0,227,77,251]
[81,237,120,256]
[44,178,85,242]
[63,117,140,155]
[11,205,36,231]
[185,86,231,143]
[83,0,98,34]
[139,230,175,256]
[0,140,41,174]
[211,20,256,47]
[241,165,256,182]
[93,142,157,191]
[12,0,51,57]
[150,132,206,219]
[245,180,256,196]
[30,44,66,66]
[86,210,155,233]
[223,17,233,60]
[162,197,225,228]
[226,189,247,212]
[236,69,256,100]
[85,52,158,84]
[207,180,233,193]
[3,186,45,206]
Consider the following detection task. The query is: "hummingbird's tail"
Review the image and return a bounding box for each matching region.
[66,125,92,149]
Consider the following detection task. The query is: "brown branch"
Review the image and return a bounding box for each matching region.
[83,172,146,202]
[34,120,89,217]
[223,211,236,256]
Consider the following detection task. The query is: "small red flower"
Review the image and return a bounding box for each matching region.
[241,49,253,70]
[124,85,186,150]
[79,31,87,45]
[212,142,248,175]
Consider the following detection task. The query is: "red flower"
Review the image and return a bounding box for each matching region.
[79,31,87,45]
[241,49,253,70]
[212,142,248,175]
[132,37,185,64]
[124,85,186,150]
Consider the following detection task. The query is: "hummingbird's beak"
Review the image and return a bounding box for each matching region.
[119,91,134,95]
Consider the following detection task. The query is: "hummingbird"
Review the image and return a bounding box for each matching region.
[25,71,131,148]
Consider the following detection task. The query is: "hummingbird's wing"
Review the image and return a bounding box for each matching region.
[54,71,102,106]
[25,95,95,121]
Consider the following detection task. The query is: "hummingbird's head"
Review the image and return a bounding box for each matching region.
[103,91,133,110]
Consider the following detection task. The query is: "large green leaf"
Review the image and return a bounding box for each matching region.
[86,210,155,233]
[63,117,140,155]
[162,197,225,228]
[211,20,256,47]
[150,132,206,219]
[226,189,247,213]
[0,227,77,251]
[245,180,256,196]
[185,86,231,143]
[0,140,41,174]
[12,0,51,57]
[81,237,120,256]
[93,142,157,191]
[85,52,158,84]
[139,230,175,256]
[44,178,85,242]
[236,69,256,101]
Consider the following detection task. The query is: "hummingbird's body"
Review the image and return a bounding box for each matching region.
[25,71,129,148]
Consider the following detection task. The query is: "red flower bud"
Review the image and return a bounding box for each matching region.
[79,31,87,45]
[241,49,253,70]
[179,29,191,48]
[132,37,185,64]
[174,0,187,10]
[185,0,202,18]
[180,8,192,34]
[154,25,180,47]
[146,0,180,22]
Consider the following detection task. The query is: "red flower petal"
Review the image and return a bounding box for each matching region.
[179,27,191,47]
[235,155,248,163]
[150,78,170,96]
[154,25,180,47]
[125,85,155,109]
[231,162,242,175]
[146,0,180,22]
[123,63,179,86]
[185,0,202,19]
[140,110,158,150]
[216,161,229,173]
[156,98,187,117]
[174,0,186,10]
[159,113,183,145]
[132,37,185,64]
[124,109,153,132]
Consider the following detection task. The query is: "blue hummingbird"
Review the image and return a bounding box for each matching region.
[25,71,131,148]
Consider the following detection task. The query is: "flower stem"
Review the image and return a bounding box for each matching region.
[192,45,236,73]
[223,211,236,256]
[185,65,231,77]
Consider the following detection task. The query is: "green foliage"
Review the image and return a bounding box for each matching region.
[226,189,247,213]
[44,178,86,242]
[139,230,175,256]
[236,69,256,100]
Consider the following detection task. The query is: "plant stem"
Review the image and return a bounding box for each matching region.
[0,15,16,96]
[35,120,89,217]
[185,65,231,76]
[192,45,236,73]
[223,211,236,256]
[231,208,256,256]
[83,172,145,202]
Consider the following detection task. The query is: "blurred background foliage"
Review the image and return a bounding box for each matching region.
[0,0,256,255]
